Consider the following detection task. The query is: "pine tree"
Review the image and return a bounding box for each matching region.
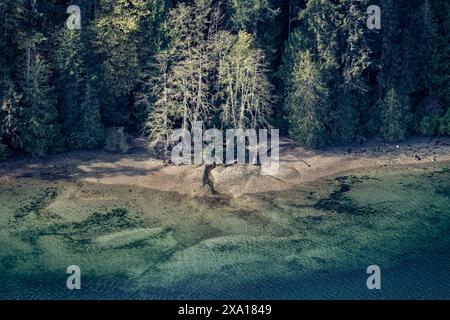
[293,0,365,143]
[77,80,105,149]
[331,0,372,142]
[94,0,149,127]
[409,0,443,135]
[0,1,8,97]
[278,23,315,135]
[1,82,22,149]
[21,55,59,156]
[377,0,402,96]
[133,0,171,131]
[301,0,340,71]
[419,0,438,94]
[434,2,450,135]
[375,0,411,140]
[228,0,280,59]
[138,0,171,66]
[427,1,450,105]
[285,50,328,148]
[54,27,85,148]
[279,28,314,99]
[141,52,176,152]
[380,87,409,142]
[1,0,35,153]
[339,0,371,93]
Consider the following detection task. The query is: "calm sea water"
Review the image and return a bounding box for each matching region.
[0,164,449,299]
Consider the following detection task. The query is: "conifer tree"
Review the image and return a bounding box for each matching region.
[77,80,105,149]
[427,1,450,105]
[94,0,149,127]
[377,0,402,96]
[55,27,85,148]
[279,28,313,99]
[141,52,176,152]
[229,0,280,59]
[285,50,328,148]
[376,0,411,139]
[417,0,438,95]
[133,0,171,130]
[380,87,409,142]
[21,55,59,155]
[1,83,22,149]
[332,0,371,141]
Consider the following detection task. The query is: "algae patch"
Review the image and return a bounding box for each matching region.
[314,176,382,215]
[14,187,59,218]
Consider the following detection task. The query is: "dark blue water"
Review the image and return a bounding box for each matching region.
[2,242,448,300]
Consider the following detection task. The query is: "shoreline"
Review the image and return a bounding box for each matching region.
[1,136,450,199]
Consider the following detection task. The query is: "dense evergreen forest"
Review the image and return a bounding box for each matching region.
[0,0,449,158]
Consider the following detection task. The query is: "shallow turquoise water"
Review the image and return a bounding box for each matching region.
[0,164,449,299]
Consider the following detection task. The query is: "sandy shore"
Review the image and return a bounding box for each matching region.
[1,136,450,198]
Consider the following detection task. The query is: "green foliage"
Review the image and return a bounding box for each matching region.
[54,26,106,150]
[105,127,129,153]
[278,29,313,96]
[435,3,450,105]
[419,116,441,136]
[95,0,148,97]
[1,0,449,155]
[229,0,280,58]
[77,82,105,149]
[277,28,312,134]
[439,110,450,135]
[133,0,171,131]
[1,84,23,149]
[380,88,410,142]
[419,109,450,137]
[285,51,328,148]
[0,138,10,160]
[377,0,402,96]
[281,0,370,144]
[21,56,59,156]
[218,31,274,129]
[54,28,85,148]
[141,52,175,152]
[140,1,275,150]
[94,0,150,127]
